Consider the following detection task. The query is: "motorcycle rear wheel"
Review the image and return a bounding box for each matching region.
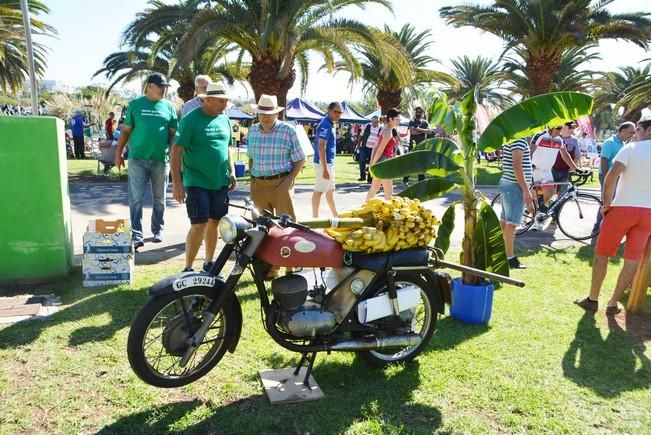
[127,287,237,388]
[357,274,437,367]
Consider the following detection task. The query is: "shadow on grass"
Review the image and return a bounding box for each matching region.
[98,359,441,434]
[562,312,651,398]
[430,315,490,350]
[0,284,149,349]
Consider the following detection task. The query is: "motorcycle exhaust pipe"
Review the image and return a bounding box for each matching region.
[328,333,422,351]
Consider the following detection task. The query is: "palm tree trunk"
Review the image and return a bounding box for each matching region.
[376,89,402,114]
[525,55,561,96]
[622,107,642,122]
[249,55,296,120]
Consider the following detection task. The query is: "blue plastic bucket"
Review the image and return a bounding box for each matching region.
[234,161,246,177]
[450,277,494,324]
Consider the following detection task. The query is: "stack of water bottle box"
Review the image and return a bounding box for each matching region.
[82,219,134,287]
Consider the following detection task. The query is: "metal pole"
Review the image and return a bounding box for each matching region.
[20,0,39,115]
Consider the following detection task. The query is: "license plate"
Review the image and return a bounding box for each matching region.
[172,275,216,291]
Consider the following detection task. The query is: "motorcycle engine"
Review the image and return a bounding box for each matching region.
[271,274,336,337]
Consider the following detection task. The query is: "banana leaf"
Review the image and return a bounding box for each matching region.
[370,150,461,179]
[473,200,509,285]
[477,92,593,152]
[398,178,458,202]
[434,203,457,255]
[413,138,463,165]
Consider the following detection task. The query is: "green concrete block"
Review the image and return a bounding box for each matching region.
[0,116,73,284]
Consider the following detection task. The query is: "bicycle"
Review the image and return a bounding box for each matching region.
[491,171,602,241]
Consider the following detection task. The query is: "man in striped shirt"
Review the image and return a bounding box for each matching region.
[498,138,534,269]
[247,94,305,220]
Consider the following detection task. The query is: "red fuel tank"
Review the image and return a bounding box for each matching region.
[256,227,344,268]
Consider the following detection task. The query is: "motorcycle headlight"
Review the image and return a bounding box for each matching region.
[219,215,251,244]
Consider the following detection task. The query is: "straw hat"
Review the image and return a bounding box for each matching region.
[198,82,231,100]
[252,94,284,115]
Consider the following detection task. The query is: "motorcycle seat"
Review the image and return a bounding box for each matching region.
[347,248,429,273]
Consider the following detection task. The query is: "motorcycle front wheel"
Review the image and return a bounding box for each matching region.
[127,287,238,388]
[357,274,437,367]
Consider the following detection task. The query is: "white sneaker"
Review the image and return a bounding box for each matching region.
[531,221,543,231]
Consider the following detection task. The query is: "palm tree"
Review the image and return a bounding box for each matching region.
[446,55,514,109]
[94,0,246,101]
[335,24,454,112]
[171,0,411,110]
[593,64,651,122]
[440,0,651,96]
[0,0,56,93]
[500,45,601,97]
[616,59,651,118]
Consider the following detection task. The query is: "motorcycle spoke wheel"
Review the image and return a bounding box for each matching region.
[128,288,235,388]
[358,275,438,367]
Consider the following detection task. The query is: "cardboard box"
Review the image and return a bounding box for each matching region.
[82,253,134,287]
[83,219,133,255]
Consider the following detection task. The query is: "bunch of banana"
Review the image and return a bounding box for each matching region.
[324,196,440,253]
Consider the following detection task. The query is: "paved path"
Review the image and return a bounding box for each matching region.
[70,180,599,265]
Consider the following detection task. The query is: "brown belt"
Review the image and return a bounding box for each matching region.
[252,171,289,180]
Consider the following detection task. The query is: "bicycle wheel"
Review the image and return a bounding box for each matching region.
[556,193,602,241]
[490,193,536,236]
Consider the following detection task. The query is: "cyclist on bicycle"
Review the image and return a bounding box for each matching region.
[530,125,583,230]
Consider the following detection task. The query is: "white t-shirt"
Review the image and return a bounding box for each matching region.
[531,132,564,170]
[612,140,651,209]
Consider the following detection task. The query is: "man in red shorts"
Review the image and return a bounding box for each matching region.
[575,119,651,314]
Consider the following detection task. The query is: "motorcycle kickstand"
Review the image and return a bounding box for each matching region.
[293,351,318,388]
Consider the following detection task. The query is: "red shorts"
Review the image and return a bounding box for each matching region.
[595,206,651,260]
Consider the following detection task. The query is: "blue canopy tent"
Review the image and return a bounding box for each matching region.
[285,98,325,123]
[339,101,369,124]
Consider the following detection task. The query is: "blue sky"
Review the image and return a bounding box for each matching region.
[38,0,650,102]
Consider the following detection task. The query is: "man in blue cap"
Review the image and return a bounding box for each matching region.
[115,73,178,249]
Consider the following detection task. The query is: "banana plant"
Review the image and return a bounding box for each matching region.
[371,90,593,285]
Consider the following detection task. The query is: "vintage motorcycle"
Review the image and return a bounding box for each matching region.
[127,203,521,388]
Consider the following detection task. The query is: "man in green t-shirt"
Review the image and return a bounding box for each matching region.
[115,73,178,249]
[171,82,236,272]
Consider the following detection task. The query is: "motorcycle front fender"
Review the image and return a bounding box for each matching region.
[148,272,243,353]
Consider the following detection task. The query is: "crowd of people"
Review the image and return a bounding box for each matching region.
[497,117,651,315]
[112,71,649,313]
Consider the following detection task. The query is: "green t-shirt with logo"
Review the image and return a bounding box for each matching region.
[174,109,232,190]
[124,96,178,162]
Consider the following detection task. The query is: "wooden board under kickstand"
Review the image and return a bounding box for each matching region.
[628,236,651,313]
[259,368,324,404]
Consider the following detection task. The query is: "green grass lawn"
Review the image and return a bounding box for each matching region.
[1,246,649,433]
[66,154,502,186]
[67,154,600,190]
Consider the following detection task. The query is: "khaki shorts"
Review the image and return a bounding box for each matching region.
[313,163,335,192]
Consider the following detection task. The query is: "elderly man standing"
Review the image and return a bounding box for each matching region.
[248,94,305,219]
[171,83,236,272]
[181,75,211,117]
[312,102,342,217]
[116,73,178,249]
[575,119,651,315]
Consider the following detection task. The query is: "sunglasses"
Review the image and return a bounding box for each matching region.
[333,110,343,114]
[553,126,563,131]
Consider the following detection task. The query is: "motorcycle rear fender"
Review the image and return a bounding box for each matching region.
[148,272,243,353]
[419,270,446,315]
